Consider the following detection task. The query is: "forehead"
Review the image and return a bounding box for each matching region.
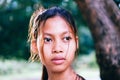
[42,16,74,34]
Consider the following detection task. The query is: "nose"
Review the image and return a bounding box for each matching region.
[52,41,63,53]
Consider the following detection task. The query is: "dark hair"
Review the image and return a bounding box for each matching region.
[35,6,77,39]
[28,6,78,80]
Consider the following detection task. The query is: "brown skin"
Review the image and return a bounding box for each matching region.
[31,16,79,80]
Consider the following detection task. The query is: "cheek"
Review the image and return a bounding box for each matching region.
[66,41,77,59]
[69,41,77,52]
[42,44,52,60]
[43,44,52,54]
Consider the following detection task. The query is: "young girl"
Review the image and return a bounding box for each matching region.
[28,6,85,80]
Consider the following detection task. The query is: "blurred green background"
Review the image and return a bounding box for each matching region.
[0,0,95,59]
[0,0,119,80]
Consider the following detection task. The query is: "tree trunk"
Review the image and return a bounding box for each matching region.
[75,0,120,80]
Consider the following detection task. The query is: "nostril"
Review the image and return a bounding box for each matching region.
[52,50,63,53]
[60,51,63,53]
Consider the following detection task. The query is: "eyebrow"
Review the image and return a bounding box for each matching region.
[43,31,73,36]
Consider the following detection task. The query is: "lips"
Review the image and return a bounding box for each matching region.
[51,57,65,65]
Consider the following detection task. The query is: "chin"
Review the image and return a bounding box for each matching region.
[51,66,66,73]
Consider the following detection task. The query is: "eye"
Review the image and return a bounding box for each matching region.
[63,36,72,42]
[44,37,52,43]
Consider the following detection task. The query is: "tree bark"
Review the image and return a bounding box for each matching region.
[75,0,120,80]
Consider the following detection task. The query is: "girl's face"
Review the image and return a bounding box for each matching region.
[36,16,78,73]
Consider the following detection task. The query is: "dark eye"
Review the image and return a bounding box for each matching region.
[44,37,52,43]
[63,36,72,42]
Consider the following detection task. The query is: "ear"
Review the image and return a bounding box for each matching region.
[31,40,38,54]
[76,36,79,49]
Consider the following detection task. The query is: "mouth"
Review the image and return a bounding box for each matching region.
[51,57,65,65]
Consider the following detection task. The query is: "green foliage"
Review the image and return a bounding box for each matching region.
[79,27,94,54]
[0,0,94,59]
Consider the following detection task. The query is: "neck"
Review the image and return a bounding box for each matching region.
[48,67,76,80]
